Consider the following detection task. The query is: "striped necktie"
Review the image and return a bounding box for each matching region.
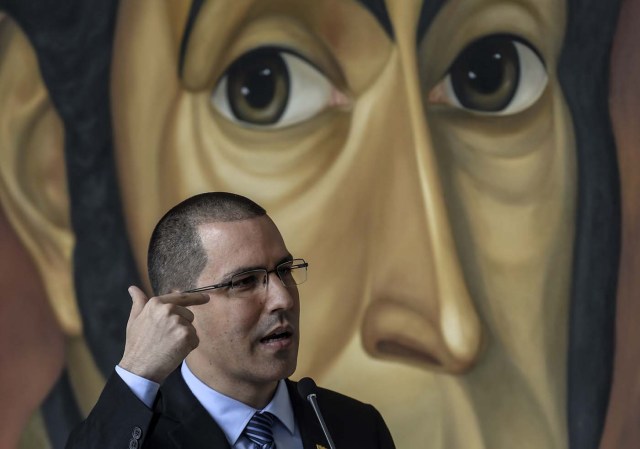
[244,412,277,449]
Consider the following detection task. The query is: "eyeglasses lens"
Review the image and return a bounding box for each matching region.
[280,261,307,286]
[228,260,307,297]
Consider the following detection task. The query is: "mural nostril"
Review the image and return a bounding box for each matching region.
[361,295,482,375]
[376,340,442,367]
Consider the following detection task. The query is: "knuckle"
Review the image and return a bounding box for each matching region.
[176,326,190,340]
[159,302,174,317]
[168,314,181,326]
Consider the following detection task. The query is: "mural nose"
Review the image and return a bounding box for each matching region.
[362,254,483,374]
[361,173,483,373]
[360,63,483,373]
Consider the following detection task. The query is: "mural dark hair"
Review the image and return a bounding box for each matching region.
[0,0,622,447]
[147,192,266,295]
[558,1,622,447]
[0,0,127,445]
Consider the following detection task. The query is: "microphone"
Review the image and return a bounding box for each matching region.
[297,377,337,449]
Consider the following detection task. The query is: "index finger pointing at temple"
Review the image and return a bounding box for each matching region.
[158,292,210,307]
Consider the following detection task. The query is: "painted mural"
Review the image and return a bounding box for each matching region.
[0,0,638,448]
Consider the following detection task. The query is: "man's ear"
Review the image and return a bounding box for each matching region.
[0,14,81,336]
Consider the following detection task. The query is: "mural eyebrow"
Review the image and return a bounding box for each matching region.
[178,0,394,74]
[416,0,447,44]
[179,0,205,77]
[355,0,395,39]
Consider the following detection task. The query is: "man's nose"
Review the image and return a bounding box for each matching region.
[360,28,482,374]
[264,271,297,311]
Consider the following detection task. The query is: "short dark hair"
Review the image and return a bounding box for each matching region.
[147,192,266,295]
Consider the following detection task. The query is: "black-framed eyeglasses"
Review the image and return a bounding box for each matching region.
[183,258,308,298]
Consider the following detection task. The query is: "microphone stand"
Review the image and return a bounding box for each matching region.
[298,378,337,449]
[306,391,337,449]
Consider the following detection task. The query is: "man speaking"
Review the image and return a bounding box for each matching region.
[65,192,395,449]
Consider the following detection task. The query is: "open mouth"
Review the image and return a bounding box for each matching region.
[260,330,293,344]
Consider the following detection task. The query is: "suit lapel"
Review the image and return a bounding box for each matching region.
[166,409,230,449]
[160,369,231,449]
[158,373,328,449]
[286,380,331,449]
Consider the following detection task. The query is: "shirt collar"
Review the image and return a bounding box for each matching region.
[180,361,295,445]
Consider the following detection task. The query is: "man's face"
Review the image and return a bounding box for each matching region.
[111,0,574,447]
[187,216,300,392]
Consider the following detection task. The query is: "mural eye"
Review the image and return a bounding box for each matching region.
[211,47,340,128]
[430,35,547,115]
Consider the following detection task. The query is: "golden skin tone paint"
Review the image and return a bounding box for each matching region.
[0,0,575,448]
[109,1,575,447]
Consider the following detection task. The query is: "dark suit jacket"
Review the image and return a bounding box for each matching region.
[66,369,396,449]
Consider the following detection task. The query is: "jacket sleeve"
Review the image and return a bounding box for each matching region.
[65,370,156,449]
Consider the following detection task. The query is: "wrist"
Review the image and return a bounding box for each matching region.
[118,357,165,384]
[115,365,160,408]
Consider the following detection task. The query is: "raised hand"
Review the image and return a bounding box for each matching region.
[118,286,210,383]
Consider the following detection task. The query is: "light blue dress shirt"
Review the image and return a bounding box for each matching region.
[115,362,303,449]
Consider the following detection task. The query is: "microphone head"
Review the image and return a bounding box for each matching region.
[297,377,318,400]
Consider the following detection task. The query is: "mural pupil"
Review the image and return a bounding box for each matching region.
[240,67,274,108]
[450,35,520,111]
[227,49,290,124]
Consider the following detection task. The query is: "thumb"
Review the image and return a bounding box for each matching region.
[128,285,149,320]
